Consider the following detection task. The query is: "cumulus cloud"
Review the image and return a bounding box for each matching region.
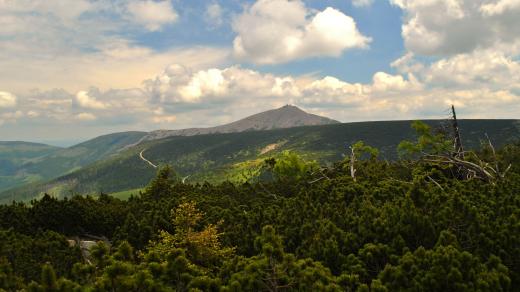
[136,57,519,123]
[480,0,520,16]
[424,49,520,89]
[371,72,422,92]
[76,91,109,110]
[0,91,17,108]
[232,0,370,64]
[126,0,178,31]
[2,0,519,139]
[144,63,470,121]
[0,0,224,94]
[388,0,520,115]
[3,57,520,136]
[391,0,520,56]
[145,65,303,107]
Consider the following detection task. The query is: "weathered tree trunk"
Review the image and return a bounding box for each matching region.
[451,105,464,159]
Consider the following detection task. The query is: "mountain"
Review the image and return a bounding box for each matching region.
[0,106,335,193]
[135,105,339,143]
[0,131,146,193]
[0,142,62,191]
[2,119,518,203]
[0,142,61,167]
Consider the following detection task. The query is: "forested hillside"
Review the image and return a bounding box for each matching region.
[0,122,519,291]
[0,132,146,194]
[0,142,62,191]
[2,119,518,202]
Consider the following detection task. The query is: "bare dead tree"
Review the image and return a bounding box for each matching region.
[349,145,357,182]
[451,105,464,159]
[419,105,511,184]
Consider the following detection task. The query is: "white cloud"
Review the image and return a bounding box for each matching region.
[232,0,370,64]
[3,57,520,138]
[1,0,519,139]
[140,59,520,123]
[352,0,374,7]
[391,0,520,56]
[371,72,421,92]
[390,52,424,74]
[0,91,17,108]
[146,65,304,106]
[388,0,520,119]
[1,43,229,94]
[76,112,97,121]
[76,91,109,110]
[424,49,520,89]
[178,69,228,102]
[480,0,520,16]
[126,0,178,31]
[205,2,224,27]
[0,0,222,94]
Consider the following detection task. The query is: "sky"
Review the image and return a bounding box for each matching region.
[0,0,519,146]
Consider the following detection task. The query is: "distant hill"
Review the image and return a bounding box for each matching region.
[0,142,62,191]
[2,119,518,203]
[0,131,146,193]
[0,106,336,193]
[135,105,339,143]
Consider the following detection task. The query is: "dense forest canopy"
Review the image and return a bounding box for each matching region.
[0,122,519,291]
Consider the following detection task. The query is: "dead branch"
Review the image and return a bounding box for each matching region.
[485,133,500,174]
[349,146,356,182]
[426,175,445,192]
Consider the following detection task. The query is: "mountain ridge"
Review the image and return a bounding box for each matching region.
[0,106,335,193]
[133,105,339,144]
[2,119,518,203]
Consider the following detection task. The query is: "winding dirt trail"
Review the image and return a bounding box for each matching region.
[139,149,157,168]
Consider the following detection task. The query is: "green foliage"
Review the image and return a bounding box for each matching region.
[143,165,177,200]
[149,201,234,271]
[379,244,511,291]
[0,257,24,290]
[398,121,453,156]
[222,225,340,291]
[271,151,318,181]
[351,141,379,160]
[0,139,519,291]
[0,229,81,283]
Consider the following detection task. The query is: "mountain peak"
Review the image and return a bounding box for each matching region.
[278,104,307,113]
[138,105,339,142]
[227,105,338,130]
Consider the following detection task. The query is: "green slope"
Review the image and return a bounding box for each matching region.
[0,131,147,194]
[0,142,62,191]
[2,119,519,203]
